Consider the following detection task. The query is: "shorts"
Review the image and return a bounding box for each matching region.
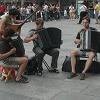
[0,57,20,68]
[76,48,89,57]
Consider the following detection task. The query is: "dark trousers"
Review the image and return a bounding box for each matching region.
[33,47,59,71]
[79,11,88,24]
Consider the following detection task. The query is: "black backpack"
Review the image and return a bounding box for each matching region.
[62,56,71,72]
[25,56,38,75]
[62,56,100,73]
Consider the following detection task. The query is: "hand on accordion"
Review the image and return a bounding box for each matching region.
[32,34,39,41]
[74,39,81,44]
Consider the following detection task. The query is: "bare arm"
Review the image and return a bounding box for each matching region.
[74,39,81,44]
[0,19,6,34]
[15,20,23,24]
[0,48,16,60]
[24,34,38,43]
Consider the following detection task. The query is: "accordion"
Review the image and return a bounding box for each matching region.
[35,27,62,50]
[80,30,100,53]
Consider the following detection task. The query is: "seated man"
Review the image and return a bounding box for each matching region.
[0,41,29,83]
[0,29,29,84]
[67,16,96,80]
[0,8,29,83]
[24,18,59,76]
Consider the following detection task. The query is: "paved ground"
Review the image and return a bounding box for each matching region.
[0,19,100,100]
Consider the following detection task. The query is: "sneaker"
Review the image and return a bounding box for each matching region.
[37,71,43,76]
[95,22,98,24]
[67,72,77,79]
[49,68,59,73]
[15,77,29,83]
[79,73,86,80]
[77,23,81,24]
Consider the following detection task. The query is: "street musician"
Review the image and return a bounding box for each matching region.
[67,16,97,80]
[24,18,60,76]
[0,8,22,38]
[0,8,29,83]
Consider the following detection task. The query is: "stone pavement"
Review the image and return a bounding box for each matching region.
[0,19,100,100]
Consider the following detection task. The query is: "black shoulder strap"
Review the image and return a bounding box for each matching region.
[89,27,97,31]
[79,29,85,33]
[29,29,37,32]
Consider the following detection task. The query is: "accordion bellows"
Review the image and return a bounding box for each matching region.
[80,30,100,53]
[36,27,62,50]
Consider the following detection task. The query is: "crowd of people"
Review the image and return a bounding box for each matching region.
[0,1,100,22]
[0,1,100,84]
[0,2,61,22]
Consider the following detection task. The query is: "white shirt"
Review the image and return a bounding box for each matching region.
[69,6,74,12]
[64,10,67,16]
[0,12,8,20]
[80,5,87,12]
[43,5,48,11]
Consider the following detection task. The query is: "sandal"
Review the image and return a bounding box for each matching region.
[15,77,29,83]
[21,75,28,81]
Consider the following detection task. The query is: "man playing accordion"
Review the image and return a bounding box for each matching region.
[24,18,59,76]
[67,16,97,80]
